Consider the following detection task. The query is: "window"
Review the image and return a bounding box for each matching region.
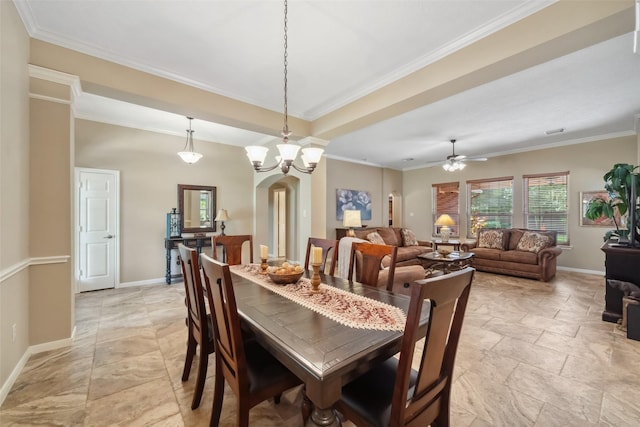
[524,172,569,245]
[467,177,513,237]
[432,182,460,236]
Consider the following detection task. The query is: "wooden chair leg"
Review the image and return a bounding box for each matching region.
[182,336,197,381]
[237,401,250,427]
[210,362,224,427]
[191,349,209,409]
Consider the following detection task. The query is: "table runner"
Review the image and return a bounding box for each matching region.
[230,264,406,332]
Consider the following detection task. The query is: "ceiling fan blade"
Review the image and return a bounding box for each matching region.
[453,154,466,160]
[466,157,488,162]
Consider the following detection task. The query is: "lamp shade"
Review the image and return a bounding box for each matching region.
[435,214,455,227]
[343,210,362,228]
[214,209,229,222]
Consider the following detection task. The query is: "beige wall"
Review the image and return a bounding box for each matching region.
[0,0,31,390]
[75,120,254,283]
[325,159,401,239]
[403,135,638,272]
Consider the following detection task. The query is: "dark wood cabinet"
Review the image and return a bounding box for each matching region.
[164,237,212,284]
[601,241,640,322]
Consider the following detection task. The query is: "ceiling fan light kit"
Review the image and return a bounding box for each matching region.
[442,139,486,171]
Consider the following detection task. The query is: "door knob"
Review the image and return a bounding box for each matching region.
[104,234,114,239]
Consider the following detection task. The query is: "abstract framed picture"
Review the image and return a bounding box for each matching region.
[336,188,372,221]
[580,190,621,227]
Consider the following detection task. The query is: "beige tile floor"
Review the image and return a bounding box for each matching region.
[2,270,640,426]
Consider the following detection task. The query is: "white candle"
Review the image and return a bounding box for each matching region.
[260,245,268,259]
[312,247,323,264]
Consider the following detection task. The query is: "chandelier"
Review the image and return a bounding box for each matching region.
[245,0,323,175]
[178,117,203,164]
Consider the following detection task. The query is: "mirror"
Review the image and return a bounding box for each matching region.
[178,184,217,234]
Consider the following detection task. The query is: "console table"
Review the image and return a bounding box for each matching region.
[164,237,212,284]
[601,240,640,322]
[335,226,381,240]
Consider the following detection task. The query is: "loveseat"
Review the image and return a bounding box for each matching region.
[351,227,433,266]
[460,228,562,282]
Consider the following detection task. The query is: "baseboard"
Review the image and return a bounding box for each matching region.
[557,266,604,276]
[0,327,77,406]
[117,277,166,288]
[0,348,31,406]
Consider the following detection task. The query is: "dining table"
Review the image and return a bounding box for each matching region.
[229,264,430,427]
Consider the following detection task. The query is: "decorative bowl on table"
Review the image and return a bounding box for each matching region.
[437,248,452,257]
[268,271,303,285]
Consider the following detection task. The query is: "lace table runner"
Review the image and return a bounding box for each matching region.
[230,264,406,332]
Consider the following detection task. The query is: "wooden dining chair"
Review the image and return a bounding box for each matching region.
[335,267,475,427]
[178,244,215,410]
[200,254,303,427]
[347,241,398,292]
[212,234,253,265]
[304,237,339,276]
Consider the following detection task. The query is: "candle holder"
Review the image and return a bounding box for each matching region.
[260,258,268,274]
[310,263,322,293]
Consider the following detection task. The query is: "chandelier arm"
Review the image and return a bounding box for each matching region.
[252,163,281,173]
[291,162,317,174]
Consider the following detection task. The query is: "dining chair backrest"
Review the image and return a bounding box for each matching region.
[178,243,214,409]
[178,244,209,344]
[347,241,398,292]
[304,237,339,276]
[212,234,253,265]
[200,254,247,391]
[394,267,474,426]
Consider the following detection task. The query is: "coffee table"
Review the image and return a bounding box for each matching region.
[419,251,474,275]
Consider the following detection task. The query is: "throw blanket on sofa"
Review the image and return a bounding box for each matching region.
[337,237,368,278]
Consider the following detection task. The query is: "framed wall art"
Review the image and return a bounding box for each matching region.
[336,188,372,221]
[580,190,623,227]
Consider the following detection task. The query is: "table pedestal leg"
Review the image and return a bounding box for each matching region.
[305,407,341,427]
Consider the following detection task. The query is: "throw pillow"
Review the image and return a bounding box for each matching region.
[366,232,386,245]
[376,228,399,246]
[516,231,552,253]
[478,229,505,250]
[402,228,419,246]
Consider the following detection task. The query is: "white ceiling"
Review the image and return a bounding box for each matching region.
[15,0,640,170]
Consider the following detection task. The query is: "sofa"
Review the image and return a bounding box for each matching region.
[351,227,433,267]
[336,227,432,296]
[460,228,562,282]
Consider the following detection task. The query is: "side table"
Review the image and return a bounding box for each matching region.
[431,239,461,251]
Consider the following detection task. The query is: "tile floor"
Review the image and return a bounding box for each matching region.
[1,270,640,426]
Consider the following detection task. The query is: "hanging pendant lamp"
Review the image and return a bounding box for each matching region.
[178,117,203,164]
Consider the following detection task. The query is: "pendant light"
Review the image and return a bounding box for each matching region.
[178,117,203,164]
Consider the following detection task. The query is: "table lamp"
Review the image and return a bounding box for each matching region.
[435,214,455,242]
[343,210,362,237]
[214,209,229,235]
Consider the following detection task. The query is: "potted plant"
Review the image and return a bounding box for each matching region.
[585,163,640,243]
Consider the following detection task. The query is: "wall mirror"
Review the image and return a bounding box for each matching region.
[178,184,217,234]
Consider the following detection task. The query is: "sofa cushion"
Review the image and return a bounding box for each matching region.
[500,250,539,265]
[516,231,553,253]
[377,228,399,246]
[401,228,419,246]
[508,229,524,250]
[366,232,386,245]
[478,229,506,250]
[471,247,502,261]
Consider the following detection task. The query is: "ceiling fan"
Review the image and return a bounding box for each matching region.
[442,139,487,171]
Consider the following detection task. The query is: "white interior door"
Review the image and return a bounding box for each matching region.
[76,168,119,292]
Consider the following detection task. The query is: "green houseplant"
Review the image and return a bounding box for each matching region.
[585,163,640,242]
